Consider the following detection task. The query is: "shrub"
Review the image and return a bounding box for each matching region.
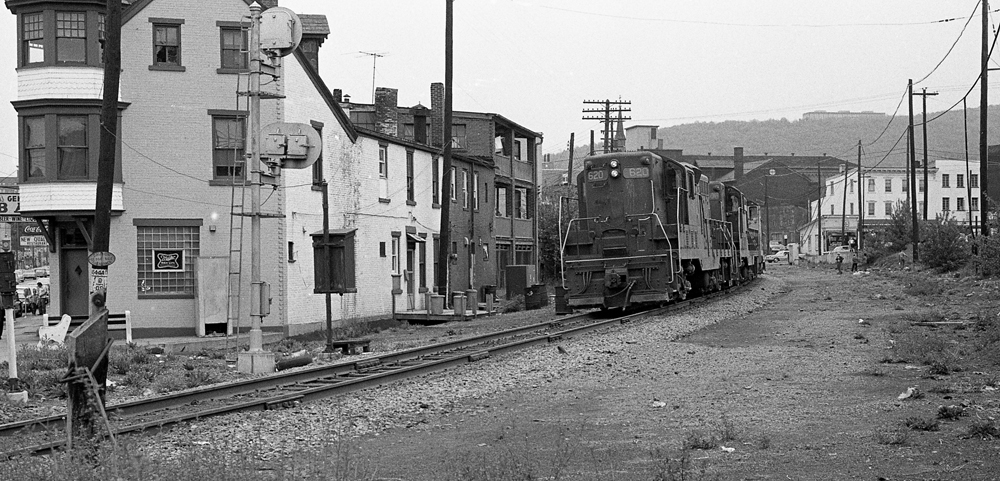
[904,417,940,431]
[937,405,967,420]
[875,428,910,445]
[919,213,970,272]
[972,204,1000,276]
[500,295,525,313]
[682,431,717,450]
[966,419,1000,439]
[185,368,221,389]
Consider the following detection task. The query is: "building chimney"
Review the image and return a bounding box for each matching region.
[413,104,429,145]
[430,82,444,147]
[332,88,343,103]
[343,94,351,103]
[374,87,399,136]
[734,147,744,183]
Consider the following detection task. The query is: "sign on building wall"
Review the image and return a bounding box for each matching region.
[152,249,185,272]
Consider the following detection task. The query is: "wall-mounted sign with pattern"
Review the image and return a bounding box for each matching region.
[152,249,184,272]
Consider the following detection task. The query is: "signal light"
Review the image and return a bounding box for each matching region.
[610,169,620,178]
[609,159,619,168]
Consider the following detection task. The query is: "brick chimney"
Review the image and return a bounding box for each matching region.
[374,87,398,137]
[430,82,444,147]
[412,104,429,145]
[734,147,744,183]
[332,88,342,103]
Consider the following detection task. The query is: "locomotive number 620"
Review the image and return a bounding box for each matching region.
[587,170,607,182]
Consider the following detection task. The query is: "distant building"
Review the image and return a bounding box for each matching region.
[802,110,886,120]
[799,159,982,255]
[624,125,662,152]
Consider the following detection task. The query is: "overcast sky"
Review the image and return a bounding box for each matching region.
[2,0,998,176]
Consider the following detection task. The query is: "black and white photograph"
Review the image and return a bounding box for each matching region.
[1,1,1000,479]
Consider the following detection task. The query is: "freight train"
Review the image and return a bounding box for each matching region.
[559,151,765,310]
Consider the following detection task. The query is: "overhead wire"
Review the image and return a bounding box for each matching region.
[915,0,981,85]
[536,4,995,28]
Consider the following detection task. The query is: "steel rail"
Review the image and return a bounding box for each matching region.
[0,310,599,437]
[2,280,751,458]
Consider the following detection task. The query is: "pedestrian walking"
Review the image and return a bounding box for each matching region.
[851,253,859,272]
[836,253,844,274]
[898,251,906,268]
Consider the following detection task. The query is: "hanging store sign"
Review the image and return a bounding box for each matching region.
[152,249,184,272]
[19,236,47,247]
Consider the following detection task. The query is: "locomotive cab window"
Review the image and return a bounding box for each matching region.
[664,169,677,195]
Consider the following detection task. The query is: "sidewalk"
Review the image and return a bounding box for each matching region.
[1,312,44,364]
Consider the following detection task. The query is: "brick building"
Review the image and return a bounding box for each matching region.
[340,82,543,294]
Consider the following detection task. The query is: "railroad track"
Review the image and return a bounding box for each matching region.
[0,281,747,458]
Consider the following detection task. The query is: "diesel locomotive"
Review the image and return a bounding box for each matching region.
[560,151,765,310]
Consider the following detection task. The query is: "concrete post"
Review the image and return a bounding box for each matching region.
[5,308,28,403]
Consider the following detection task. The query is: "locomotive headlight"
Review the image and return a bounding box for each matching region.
[609,159,619,168]
[610,169,620,178]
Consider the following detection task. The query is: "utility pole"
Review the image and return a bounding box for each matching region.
[908,79,920,261]
[92,0,121,312]
[840,165,847,238]
[915,88,938,220]
[981,0,991,236]
[566,133,575,185]
[582,99,630,153]
[435,0,454,296]
[817,160,823,253]
[589,130,595,156]
[964,98,973,233]
[359,51,387,104]
[857,141,863,250]
[765,170,774,245]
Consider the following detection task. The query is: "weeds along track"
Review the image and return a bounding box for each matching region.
[0,281,749,457]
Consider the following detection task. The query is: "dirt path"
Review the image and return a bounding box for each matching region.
[349,265,1000,480]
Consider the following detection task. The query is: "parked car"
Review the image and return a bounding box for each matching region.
[21,268,36,280]
[829,245,853,254]
[765,250,789,263]
[15,286,36,317]
[34,266,49,278]
[13,269,25,283]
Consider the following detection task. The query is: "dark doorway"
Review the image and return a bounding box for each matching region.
[60,247,90,316]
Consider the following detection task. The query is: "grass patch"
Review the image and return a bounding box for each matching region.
[887,327,964,372]
[904,417,940,431]
[683,431,717,450]
[499,294,526,313]
[875,427,910,445]
[0,437,378,481]
[860,367,887,377]
[937,405,968,420]
[966,419,1000,439]
[647,450,721,481]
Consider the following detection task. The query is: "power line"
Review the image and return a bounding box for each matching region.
[536,4,997,28]
[915,0,982,85]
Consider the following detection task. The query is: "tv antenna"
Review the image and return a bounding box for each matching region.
[359,51,388,103]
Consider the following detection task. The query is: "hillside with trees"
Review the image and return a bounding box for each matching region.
[546,106,1000,169]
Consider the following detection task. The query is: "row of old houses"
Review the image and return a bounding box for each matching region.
[6,0,541,338]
